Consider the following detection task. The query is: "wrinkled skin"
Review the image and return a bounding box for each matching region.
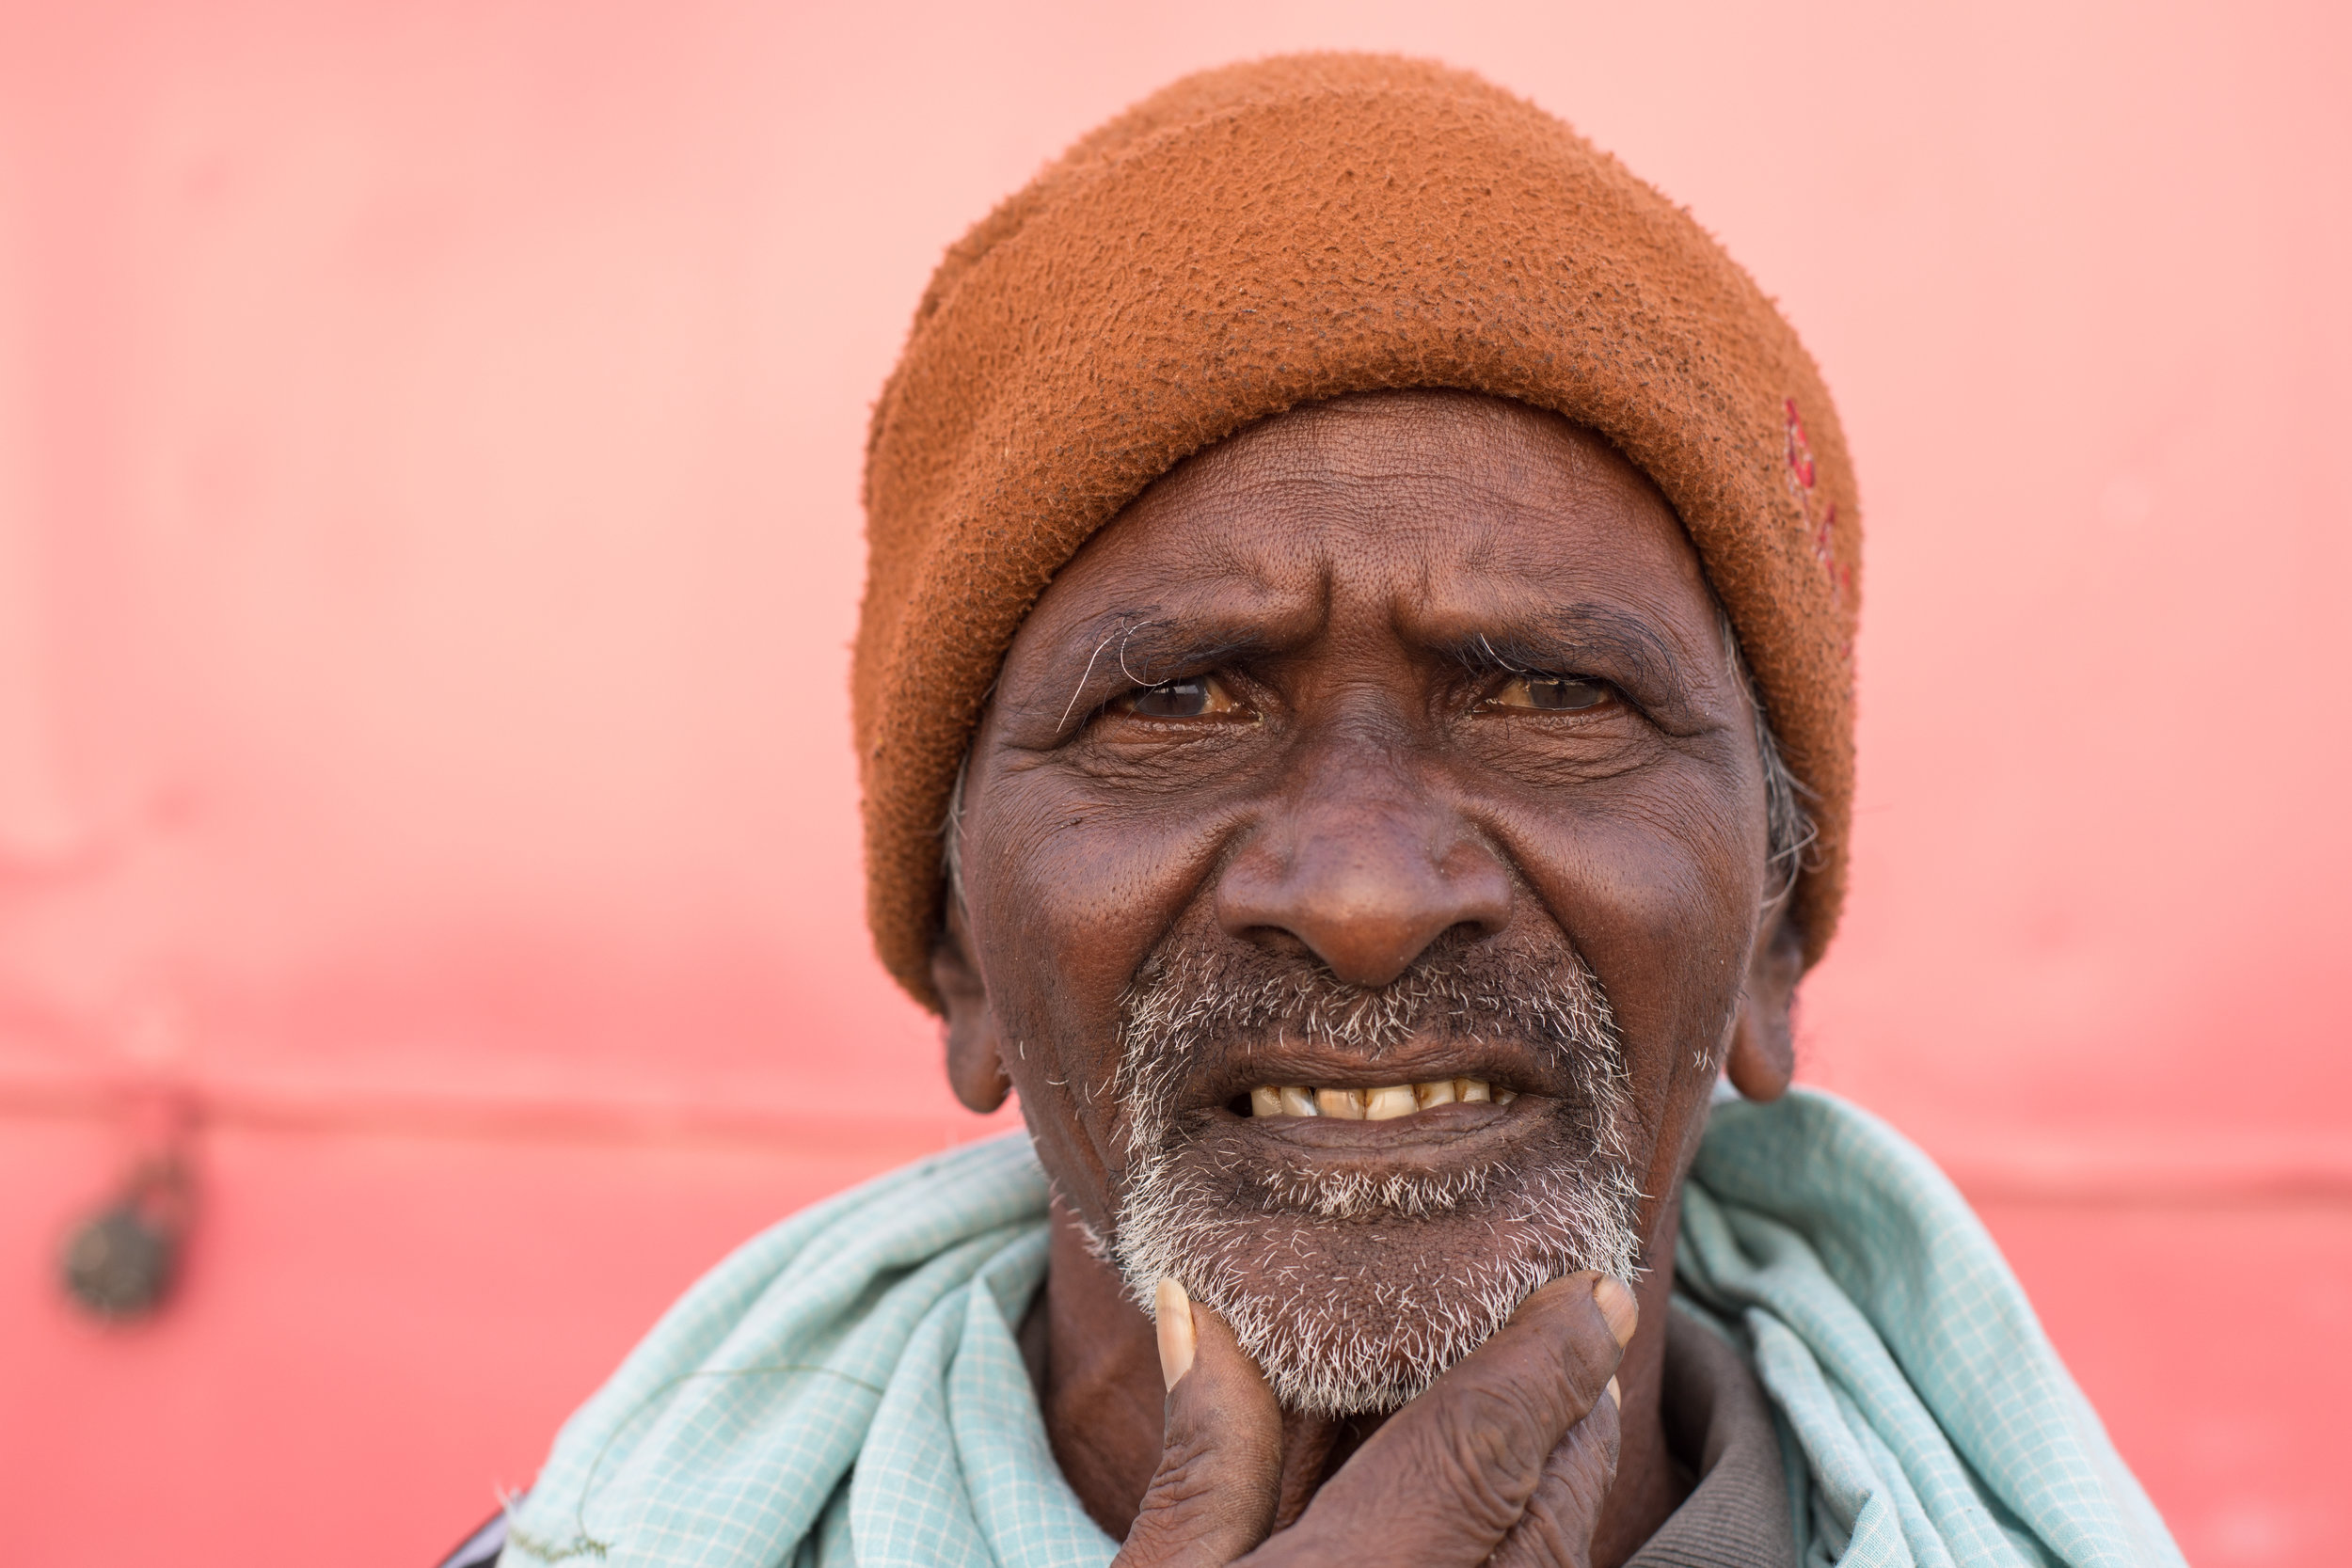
[933,390,1804,1567]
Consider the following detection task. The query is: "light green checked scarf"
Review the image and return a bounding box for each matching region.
[499,1089,2184,1568]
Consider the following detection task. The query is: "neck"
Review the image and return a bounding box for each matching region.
[1024,1196,1689,1566]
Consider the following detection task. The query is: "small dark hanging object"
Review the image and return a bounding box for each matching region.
[61,1148,194,1321]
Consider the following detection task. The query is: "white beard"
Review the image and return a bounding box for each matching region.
[1104,943,1646,1418]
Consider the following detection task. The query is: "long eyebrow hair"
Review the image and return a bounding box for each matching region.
[1439,604,1695,707]
[1050,612,1274,732]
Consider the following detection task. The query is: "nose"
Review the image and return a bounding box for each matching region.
[1214,753,1514,988]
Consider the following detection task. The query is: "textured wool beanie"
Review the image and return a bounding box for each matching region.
[856,53,1861,1010]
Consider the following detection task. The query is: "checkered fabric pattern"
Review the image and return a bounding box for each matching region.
[500,1091,2183,1568]
[496,1136,1114,1568]
[1679,1091,2185,1568]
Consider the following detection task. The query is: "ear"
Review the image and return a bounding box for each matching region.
[1725,903,1805,1102]
[932,899,1014,1115]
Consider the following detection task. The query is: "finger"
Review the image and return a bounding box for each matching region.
[1251,1273,1632,1565]
[1111,1279,1284,1568]
[1486,1381,1624,1568]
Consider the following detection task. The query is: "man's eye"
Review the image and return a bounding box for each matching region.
[1488,674,1612,712]
[1118,674,1243,720]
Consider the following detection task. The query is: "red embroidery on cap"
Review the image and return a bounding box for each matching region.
[1785,397,1849,625]
[1784,398,1818,491]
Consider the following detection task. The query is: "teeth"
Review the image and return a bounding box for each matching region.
[1315,1087,1368,1119]
[1245,1080,1511,1117]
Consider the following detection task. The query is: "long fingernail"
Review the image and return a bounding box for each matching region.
[1154,1276,1197,1389]
[1592,1275,1639,1346]
[1605,1376,1621,1408]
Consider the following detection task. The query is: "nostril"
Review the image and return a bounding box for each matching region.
[1214,813,1516,986]
[1238,927,1317,963]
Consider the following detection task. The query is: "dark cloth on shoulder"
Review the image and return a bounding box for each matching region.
[1629,1305,1796,1567]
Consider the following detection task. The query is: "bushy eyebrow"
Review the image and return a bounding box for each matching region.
[1017,599,1710,737]
[1040,611,1280,733]
[1436,604,1699,713]
[1108,623,1274,684]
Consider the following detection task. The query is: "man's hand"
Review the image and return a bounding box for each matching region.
[1112,1274,1637,1568]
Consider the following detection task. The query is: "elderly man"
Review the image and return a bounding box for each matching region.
[472,55,2182,1568]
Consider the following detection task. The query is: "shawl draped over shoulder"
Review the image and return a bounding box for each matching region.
[497,1089,2185,1568]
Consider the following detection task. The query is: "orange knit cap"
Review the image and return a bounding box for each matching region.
[856,53,1861,1010]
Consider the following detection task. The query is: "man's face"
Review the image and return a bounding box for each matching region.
[942,391,1778,1416]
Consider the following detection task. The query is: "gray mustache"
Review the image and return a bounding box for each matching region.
[1120,934,1621,1065]
[1114,935,1629,1159]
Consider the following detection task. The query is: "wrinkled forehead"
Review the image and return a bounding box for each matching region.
[1001,390,1725,676]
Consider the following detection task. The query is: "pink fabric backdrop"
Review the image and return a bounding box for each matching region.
[1,2,2344,1562]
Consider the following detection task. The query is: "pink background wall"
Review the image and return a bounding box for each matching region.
[2,2,2344,1562]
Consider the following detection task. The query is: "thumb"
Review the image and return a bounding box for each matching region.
[1110,1278,1284,1568]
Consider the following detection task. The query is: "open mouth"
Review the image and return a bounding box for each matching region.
[1194,1069,1543,1154]
[1239,1079,1519,1119]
